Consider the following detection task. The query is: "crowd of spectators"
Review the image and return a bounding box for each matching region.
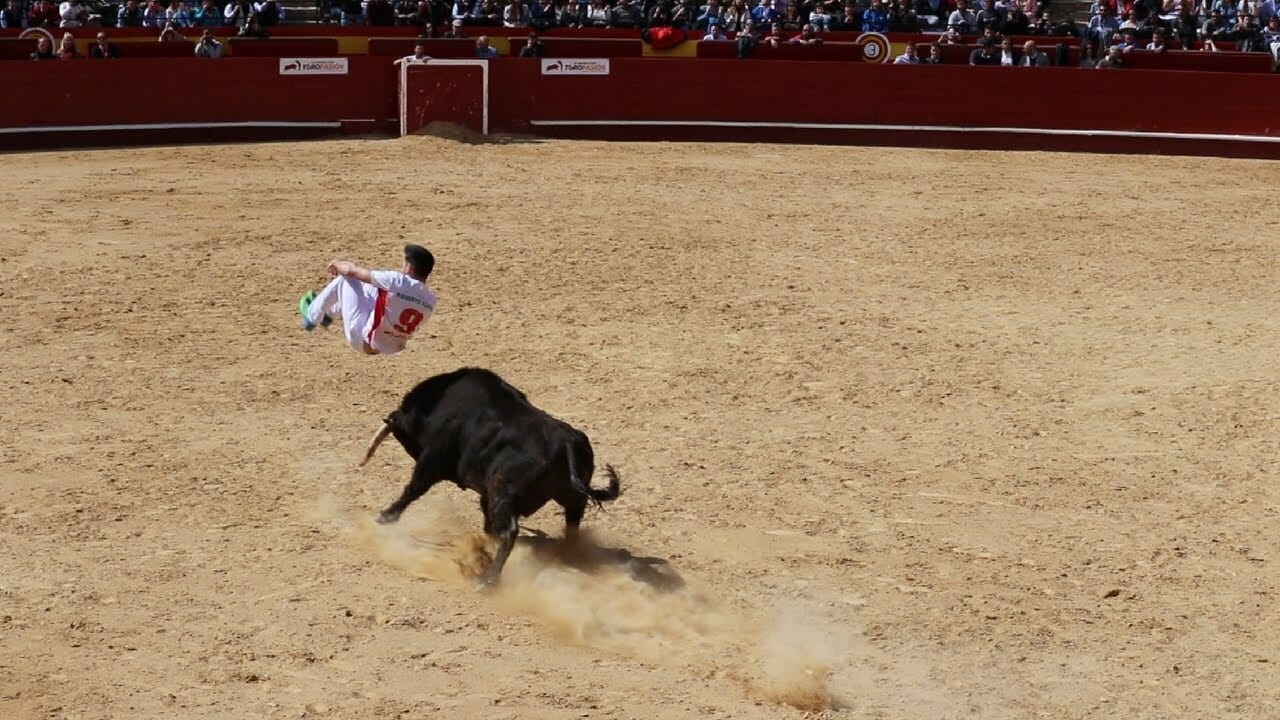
[5,0,1279,67]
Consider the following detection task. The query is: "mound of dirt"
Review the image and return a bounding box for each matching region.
[409,121,538,146]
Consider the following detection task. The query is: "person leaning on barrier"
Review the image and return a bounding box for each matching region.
[90,30,119,57]
[195,27,222,56]
[31,35,56,59]
[735,18,758,56]
[517,29,545,56]
[893,39,922,62]
[969,36,1001,64]
[474,34,499,57]
[1020,39,1050,65]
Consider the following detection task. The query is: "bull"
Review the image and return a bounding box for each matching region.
[361,367,622,588]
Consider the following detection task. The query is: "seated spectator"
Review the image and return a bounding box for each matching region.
[167,0,193,25]
[735,17,758,54]
[444,16,467,34]
[749,0,778,28]
[975,0,1002,32]
[1054,11,1081,36]
[926,40,944,61]
[1030,9,1053,33]
[58,0,90,27]
[703,21,727,37]
[947,0,976,32]
[1146,29,1168,49]
[1096,44,1125,65]
[502,0,528,25]
[862,0,889,30]
[790,21,822,40]
[667,0,695,28]
[141,0,164,26]
[1111,28,1139,49]
[1202,9,1231,39]
[237,10,268,35]
[31,34,56,58]
[1217,0,1241,25]
[1173,6,1197,46]
[1000,5,1030,34]
[1258,14,1280,63]
[969,36,1001,63]
[1020,38,1049,63]
[518,29,545,54]
[1078,39,1098,65]
[888,0,918,30]
[583,0,608,26]
[0,0,25,28]
[832,3,859,29]
[472,0,500,24]
[158,19,184,39]
[697,0,723,29]
[393,0,417,24]
[30,0,61,27]
[555,0,581,27]
[1233,12,1263,49]
[56,31,80,57]
[915,0,944,28]
[529,0,555,28]
[610,0,641,26]
[1257,0,1279,21]
[193,0,220,24]
[195,26,223,54]
[777,3,801,29]
[474,34,498,56]
[761,21,785,44]
[90,30,118,56]
[998,35,1017,63]
[223,0,247,26]
[1088,8,1120,43]
[254,0,282,24]
[809,0,832,30]
[893,38,922,61]
[648,3,673,25]
[721,0,747,30]
[939,23,964,42]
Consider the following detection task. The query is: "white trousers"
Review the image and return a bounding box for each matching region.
[308,276,377,352]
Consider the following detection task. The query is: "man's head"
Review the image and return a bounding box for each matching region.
[1023,39,1037,54]
[414,42,426,56]
[97,31,108,42]
[404,244,434,280]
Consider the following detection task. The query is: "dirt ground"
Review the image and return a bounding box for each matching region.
[1,136,1277,720]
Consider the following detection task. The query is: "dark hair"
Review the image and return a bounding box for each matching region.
[404,244,434,279]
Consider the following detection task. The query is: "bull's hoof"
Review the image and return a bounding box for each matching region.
[376,511,401,525]
[473,576,499,592]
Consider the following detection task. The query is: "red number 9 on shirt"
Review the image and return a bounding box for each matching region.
[393,308,424,333]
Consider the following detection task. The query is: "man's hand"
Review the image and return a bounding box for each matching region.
[326,259,374,283]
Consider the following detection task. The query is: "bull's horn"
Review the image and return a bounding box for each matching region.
[359,422,392,466]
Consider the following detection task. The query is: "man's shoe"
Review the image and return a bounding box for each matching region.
[299,291,317,331]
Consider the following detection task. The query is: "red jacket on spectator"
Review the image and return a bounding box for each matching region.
[29,0,60,27]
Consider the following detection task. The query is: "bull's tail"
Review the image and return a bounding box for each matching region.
[359,418,393,466]
[566,447,621,510]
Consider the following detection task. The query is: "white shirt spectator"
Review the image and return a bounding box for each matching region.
[252,0,284,20]
[703,26,727,38]
[502,1,528,25]
[59,0,83,26]
[167,1,193,25]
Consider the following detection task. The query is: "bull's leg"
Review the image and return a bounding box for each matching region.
[476,493,518,590]
[561,495,587,543]
[377,453,443,524]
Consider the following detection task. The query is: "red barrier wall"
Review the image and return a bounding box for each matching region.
[0,56,398,149]
[471,59,1280,157]
[4,55,1280,158]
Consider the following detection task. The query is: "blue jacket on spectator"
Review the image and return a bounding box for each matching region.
[0,1,25,28]
[697,6,721,28]
[750,1,776,27]
[862,6,888,31]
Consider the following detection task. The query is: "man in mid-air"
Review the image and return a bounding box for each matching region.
[299,244,437,357]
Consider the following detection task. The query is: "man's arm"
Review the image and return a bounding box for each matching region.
[327,259,375,283]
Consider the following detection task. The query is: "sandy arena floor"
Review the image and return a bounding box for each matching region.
[1,136,1278,720]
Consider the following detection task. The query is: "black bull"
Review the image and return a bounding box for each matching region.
[361,367,621,587]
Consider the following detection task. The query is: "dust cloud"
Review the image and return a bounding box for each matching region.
[328,496,852,711]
